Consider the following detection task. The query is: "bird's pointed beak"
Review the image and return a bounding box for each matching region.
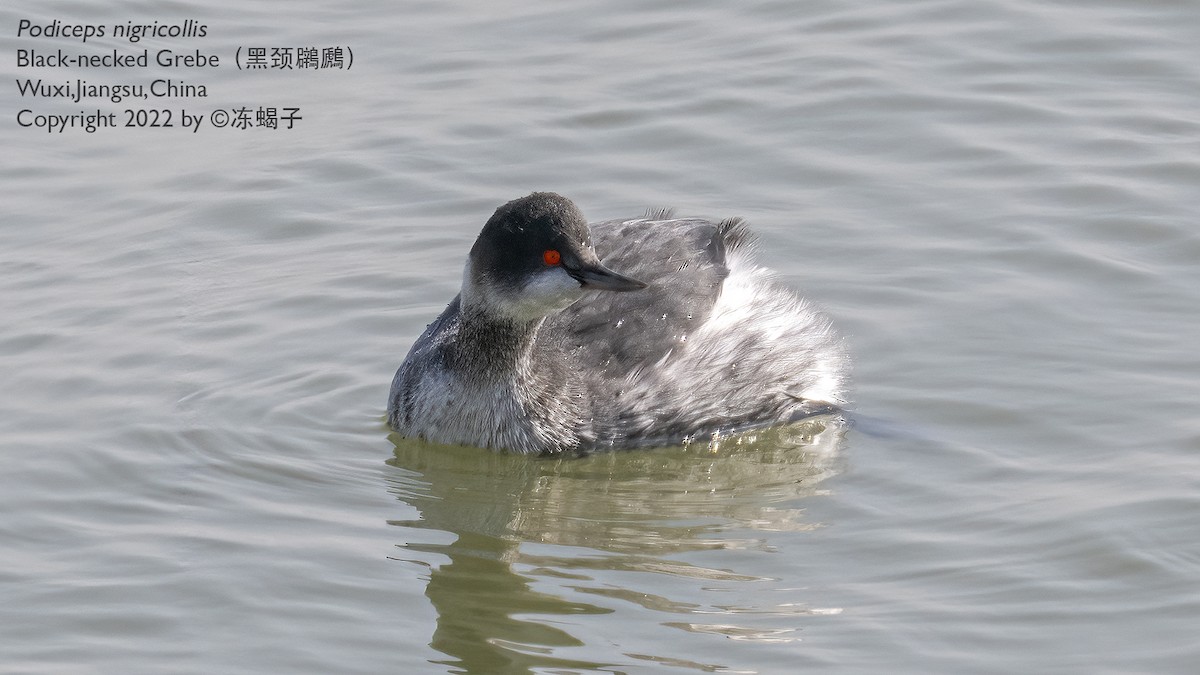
[566,260,647,292]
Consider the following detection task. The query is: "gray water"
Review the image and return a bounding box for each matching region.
[3,0,1199,673]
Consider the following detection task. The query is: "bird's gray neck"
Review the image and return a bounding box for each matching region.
[454,302,545,379]
[451,294,591,455]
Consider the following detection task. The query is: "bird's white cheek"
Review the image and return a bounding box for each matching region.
[517,267,584,317]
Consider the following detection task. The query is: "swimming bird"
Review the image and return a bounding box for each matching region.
[388,192,848,455]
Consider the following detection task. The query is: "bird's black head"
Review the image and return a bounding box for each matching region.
[463,192,645,322]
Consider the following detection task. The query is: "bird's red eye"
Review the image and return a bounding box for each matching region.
[543,249,561,266]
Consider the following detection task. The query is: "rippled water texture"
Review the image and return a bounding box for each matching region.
[3,0,1199,673]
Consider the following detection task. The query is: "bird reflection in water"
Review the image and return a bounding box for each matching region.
[384,417,847,673]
